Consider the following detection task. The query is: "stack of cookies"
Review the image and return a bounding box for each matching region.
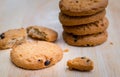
[59,0,109,46]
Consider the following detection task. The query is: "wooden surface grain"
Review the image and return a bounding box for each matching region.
[0,0,120,77]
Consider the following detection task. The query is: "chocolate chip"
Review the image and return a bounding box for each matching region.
[86,44,90,46]
[87,59,90,62]
[0,33,5,39]
[38,59,41,62]
[73,35,78,42]
[81,57,85,59]
[44,60,50,66]
[76,1,78,3]
[101,24,104,26]
[74,39,77,42]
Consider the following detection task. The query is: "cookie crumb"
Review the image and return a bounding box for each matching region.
[64,49,69,52]
[110,42,113,45]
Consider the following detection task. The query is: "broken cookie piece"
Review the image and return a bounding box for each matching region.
[27,26,58,42]
[0,28,27,50]
[67,57,94,71]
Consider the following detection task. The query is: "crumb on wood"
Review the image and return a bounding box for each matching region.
[64,49,69,52]
[110,42,113,45]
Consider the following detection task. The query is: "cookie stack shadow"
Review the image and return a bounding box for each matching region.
[59,0,109,46]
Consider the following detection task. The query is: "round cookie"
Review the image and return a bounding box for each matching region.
[27,26,58,42]
[10,41,63,70]
[59,10,106,26]
[59,0,108,16]
[63,17,109,35]
[63,31,108,46]
[67,57,94,71]
[0,28,27,50]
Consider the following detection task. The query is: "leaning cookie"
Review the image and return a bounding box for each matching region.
[67,57,94,71]
[59,0,108,16]
[10,41,63,70]
[0,28,27,50]
[63,31,108,46]
[27,26,58,42]
[59,10,106,26]
[63,17,109,35]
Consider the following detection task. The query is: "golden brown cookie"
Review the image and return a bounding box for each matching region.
[63,31,108,46]
[63,17,108,35]
[10,41,63,70]
[59,0,108,16]
[0,28,27,50]
[59,10,106,26]
[67,57,94,71]
[27,26,58,42]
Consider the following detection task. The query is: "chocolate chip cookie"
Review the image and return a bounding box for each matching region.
[27,26,58,42]
[63,17,108,35]
[59,10,106,26]
[59,0,108,16]
[10,41,63,70]
[0,28,27,49]
[67,57,94,71]
[63,31,108,46]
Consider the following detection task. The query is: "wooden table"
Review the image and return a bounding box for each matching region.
[0,0,120,77]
